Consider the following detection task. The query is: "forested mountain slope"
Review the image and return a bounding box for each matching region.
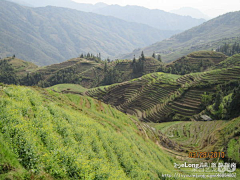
[122,11,240,62]
[8,0,205,31]
[0,0,170,65]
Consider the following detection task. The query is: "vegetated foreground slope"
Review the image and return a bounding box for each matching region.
[0,0,170,66]
[0,85,180,179]
[1,85,238,179]
[122,11,240,62]
[86,55,240,122]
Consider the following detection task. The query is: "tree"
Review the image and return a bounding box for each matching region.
[157,55,162,62]
[133,55,136,62]
[228,85,240,118]
[152,52,155,58]
[214,89,223,111]
[104,61,108,72]
[141,51,145,60]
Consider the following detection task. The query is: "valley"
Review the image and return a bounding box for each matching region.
[0,1,240,179]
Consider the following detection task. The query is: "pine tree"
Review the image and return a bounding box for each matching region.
[152,52,155,58]
[141,51,145,60]
[214,89,223,111]
[104,61,108,72]
[133,55,136,63]
[157,55,162,62]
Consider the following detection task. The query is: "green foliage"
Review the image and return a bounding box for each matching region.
[0,85,177,179]
[103,67,123,85]
[227,138,240,162]
[201,92,213,107]
[47,84,87,93]
[203,81,240,120]
[213,89,223,111]
[152,117,240,164]
[216,42,240,56]
[215,53,240,69]
[164,51,227,75]
[0,59,19,84]
[157,54,162,62]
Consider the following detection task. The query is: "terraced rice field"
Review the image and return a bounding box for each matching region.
[86,66,240,122]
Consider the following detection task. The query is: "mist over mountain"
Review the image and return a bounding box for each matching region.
[8,0,108,11]
[170,7,210,20]
[7,0,205,31]
[92,5,205,31]
[0,0,173,65]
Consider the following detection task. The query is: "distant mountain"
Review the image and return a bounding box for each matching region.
[8,0,205,32]
[122,11,240,62]
[92,5,205,31]
[0,0,173,65]
[170,7,210,20]
[8,0,108,11]
[8,0,33,6]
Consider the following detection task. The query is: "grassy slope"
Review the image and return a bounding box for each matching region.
[0,85,182,179]
[47,84,87,94]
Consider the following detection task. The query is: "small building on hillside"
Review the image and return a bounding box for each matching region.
[200,115,212,121]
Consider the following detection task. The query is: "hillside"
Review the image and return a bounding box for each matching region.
[151,117,240,164]
[92,5,205,31]
[85,55,240,122]
[170,7,210,20]
[47,84,87,94]
[17,56,161,88]
[0,84,195,179]
[214,53,240,69]
[0,0,171,66]
[122,11,240,62]
[165,51,227,74]
[0,57,38,84]
[8,0,205,32]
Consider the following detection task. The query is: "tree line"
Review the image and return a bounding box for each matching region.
[216,42,240,56]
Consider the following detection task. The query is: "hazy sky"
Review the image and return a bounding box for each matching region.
[72,0,240,17]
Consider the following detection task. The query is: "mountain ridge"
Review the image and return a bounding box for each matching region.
[8,0,206,31]
[0,0,172,65]
[121,10,240,62]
